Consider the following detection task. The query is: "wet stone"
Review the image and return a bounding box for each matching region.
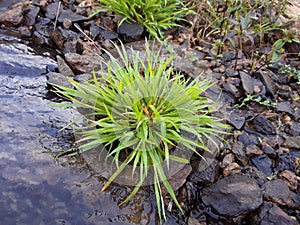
[58,26,81,42]
[240,71,255,94]
[90,25,101,39]
[250,154,273,177]
[250,115,276,135]
[56,55,74,77]
[285,122,300,136]
[100,31,119,40]
[275,154,296,173]
[249,201,298,225]
[231,141,248,166]
[46,72,73,88]
[24,5,40,26]
[261,143,277,159]
[263,179,300,209]
[45,2,61,20]
[278,170,298,191]
[0,6,23,27]
[190,159,219,185]
[164,164,192,195]
[229,111,246,129]
[246,145,263,157]
[202,175,263,217]
[51,29,65,50]
[222,83,240,97]
[222,162,241,177]
[283,136,300,149]
[118,22,144,41]
[58,9,88,23]
[237,133,259,146]
[64,52,101,74]
[276,101,294,115]
[221,153,235,168]
[259,70,278,97]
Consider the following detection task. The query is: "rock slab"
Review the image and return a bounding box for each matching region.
[202,174,263,217]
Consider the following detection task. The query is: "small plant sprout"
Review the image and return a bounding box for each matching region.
[235,94,276,108]
[271,29,300,62]
[51,41,228,222]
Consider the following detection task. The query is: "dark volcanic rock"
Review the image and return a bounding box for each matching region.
[190,159,219,185]
[250,154,273,176]
[90,25,101,39]
[259,70,278,97]
[118,22,144,41]
[222,162,241,177]
[58,9,88,23]
[246,145,263,157]
[46,72,73,88]
[51,29,65,50]
[240,71,255,94]
[263,179,300,209]
[164,164,192,195]
[45,2,61,20]
[45,3,88,23]
[283,136,300,149]
[57,26,81,41]
[279,170,298,191]
[0,6,23,27]
[222,83,240,97]
[100,31,119,40]
[276,101,294,115]
[237,133,259,145]
[56,55,74,77]
[231,141,248,166]
[64,52,101,74]
[202,175,263,217]
[250,114,276,135]
[285,122,300,136]
[262,143,277,158]
[34,21,52,37]
[24,5,40,26]
[249,201,298,225]
[275,154,296,173]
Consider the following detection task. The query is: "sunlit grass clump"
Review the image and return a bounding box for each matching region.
[52,41,227,221]
[93,0,192,40]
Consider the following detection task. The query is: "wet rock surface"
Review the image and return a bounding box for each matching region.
[0,0,299,224]
[201,175,263,217]
[249,202,298,225]
[263,179,300,209]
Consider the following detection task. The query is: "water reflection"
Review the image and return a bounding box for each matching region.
[0,34,163,225]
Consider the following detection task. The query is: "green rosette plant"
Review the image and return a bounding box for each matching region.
[93,0,192,40]
[52,41,228,221]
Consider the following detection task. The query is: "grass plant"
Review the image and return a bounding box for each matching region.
[189,0,293,66]
[51,41,227,221]
[93,0,192,40]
